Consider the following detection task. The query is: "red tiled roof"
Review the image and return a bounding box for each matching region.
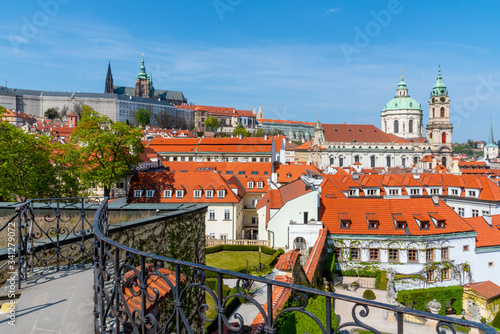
[250,275,294,334]
[258,119,315,126]
[320,197,474,236]
[128,170,244,203]
[465,281,500,301]
[304,228,328,283]
[122,264,185,314]
[275,250,300,271]
[465,216,500,248]
[177,104,255,117]
[321,123,411,143]
[275,164,320,184]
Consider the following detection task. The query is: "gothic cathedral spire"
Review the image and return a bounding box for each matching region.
[105,61,114,94]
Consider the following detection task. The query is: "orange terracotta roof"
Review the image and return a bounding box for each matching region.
[258,118,315,126]
[304,228,328,283]
[147,136,274,154]
[321,123,410,143]
[465,216,500,248]
[177,104,255,117]
[320,197,474,236]
[122,264,185,314]
[465,281,500,301]
[128,170,245,203]
[275,163,320,184]
[275,250,300,271]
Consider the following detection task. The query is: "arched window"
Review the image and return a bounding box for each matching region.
[330,157,334,165]
[409,120,413,133]
[432,108,435,118]
[402,158,406,167]
[414,156,418,165]
[371,156,376,167]
[339,157,344,167]
[386,156,391,167]
[394,120,399,133]
[442,132,446,144]
[430,132,433,139]
[293,237,306,250]
[440,107,445,118]
[442,157,447,167]
[354,155,360,163]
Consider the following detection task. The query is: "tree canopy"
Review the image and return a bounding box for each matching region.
[0,122,82,201]
[205,116,220,131]
[233,123,250,137]
[135,108,151,127]
[69,108,144,197]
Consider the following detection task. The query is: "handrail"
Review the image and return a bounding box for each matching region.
[92,197,497,334]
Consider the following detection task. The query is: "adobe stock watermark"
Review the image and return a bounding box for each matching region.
[8,0,70,54]
[451,74,500,131]
[340,0,408,63]
[213,0,243,21]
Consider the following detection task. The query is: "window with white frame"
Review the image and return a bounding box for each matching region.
[220,234,227,240]
[247,182,254,189]
[458,207,464,216]
[348,189,358,196]
[218,190,225,198]
[209,209,216,220]
[194,190,202,198]
[472,209,479,217]
[224,209,231,220]
[257,182,263,189]
[366,189,377,196]
[482,210,490,216]
[134,190,143,198]
[146,190,155,198]
[389,189,400,196]
[251,216,258,224]
[209,232,215,238]
[206,190,214,198]
[164,190,172,198]
[410,188,421,195]
[450,188,459,195]
[176,190,184,198]
[468,190,477,197]
[429,188,441,195]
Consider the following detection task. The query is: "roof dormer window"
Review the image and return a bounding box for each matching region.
[217,190,225,198]
[339,213,351,229]
[393,214,407,229]
[366,213,379,229]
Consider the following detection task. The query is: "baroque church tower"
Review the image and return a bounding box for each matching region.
[135,54,152,98]
[426,68,453,167]
[381,72,423,139]
[105,61,114,94]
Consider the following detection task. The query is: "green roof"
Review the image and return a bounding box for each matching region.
[383,96,422,111]
[431,69,447,96]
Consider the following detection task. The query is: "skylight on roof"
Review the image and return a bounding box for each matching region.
[226,171,233,174]
[251,171,258,175]
[238,171,245,175]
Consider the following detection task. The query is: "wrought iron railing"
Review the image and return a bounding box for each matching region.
[0,197,102,288]
[93,198,497,334]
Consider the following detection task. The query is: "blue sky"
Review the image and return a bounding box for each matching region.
[1,0,500,142]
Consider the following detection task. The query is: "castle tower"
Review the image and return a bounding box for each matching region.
[257,105,264,120]
[426,67,453,167]
[105,61,114,94]
[484,117,498,161]
[381,71,423,139]
[135,54,151,98]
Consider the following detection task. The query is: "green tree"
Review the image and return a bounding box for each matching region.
[492,311,500,329]
[0,105,6,115]
[135,108,151,127]
[0,122,81,201]
[233,123,250,137]
[255,128,265,137]
[70,109,144,197]
[205,116,220,131]
[45,107,59,120]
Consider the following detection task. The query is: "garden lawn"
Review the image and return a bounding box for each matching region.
[206,251,273,271]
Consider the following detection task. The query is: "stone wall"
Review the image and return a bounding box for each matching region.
[111,208,207,333]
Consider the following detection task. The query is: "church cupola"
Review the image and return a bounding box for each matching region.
[396,71,408,97]
[135,53,151,98]
[137,54,148,80]
[431,67,448,97]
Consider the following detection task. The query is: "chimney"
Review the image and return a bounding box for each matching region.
[484,214,492,226]
[239,134,243,140]
[432,196,439,205]
[264,134,268,140]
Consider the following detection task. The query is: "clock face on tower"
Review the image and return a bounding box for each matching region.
[440,97,446,102]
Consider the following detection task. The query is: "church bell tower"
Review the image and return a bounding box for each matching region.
[105,61,114,94]
[426,67,453,167]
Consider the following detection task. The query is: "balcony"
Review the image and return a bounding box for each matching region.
[0,198,496,334]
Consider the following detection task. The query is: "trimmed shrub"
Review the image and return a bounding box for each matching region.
[205,294,241,333]
[267,248,285,267]
[397,285,463,315]
[362,289,376,300]
[492,311,500,329]
[205,245,275,254]
[278,295,338,334]
[375,271,387,290]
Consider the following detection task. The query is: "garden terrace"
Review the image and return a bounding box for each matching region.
[0,198,497,333]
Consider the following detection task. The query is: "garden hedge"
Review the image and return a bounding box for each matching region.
[278,295,338,333]
[375,271,387,290]
[362,289,376,300]
[396,285,463,315]
[205,244,276,255]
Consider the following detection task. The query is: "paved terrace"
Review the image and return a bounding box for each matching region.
[0,265,94,334]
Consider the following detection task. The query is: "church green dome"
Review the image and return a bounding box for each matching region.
[382,76,422,111]
[382,96,422,111]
